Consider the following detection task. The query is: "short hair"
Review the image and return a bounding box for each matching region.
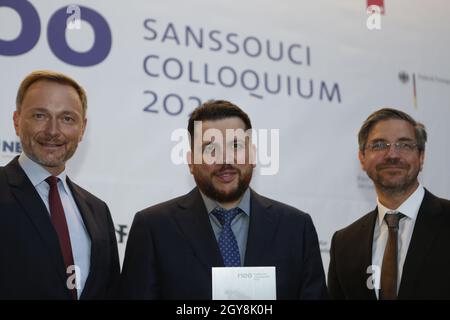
[188,100,252,145]
[16,70,88,117]
[358,107,427,153]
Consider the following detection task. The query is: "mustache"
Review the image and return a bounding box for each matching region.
[376,158,409,170]
[213,164,240,175]
[36,134,64,145]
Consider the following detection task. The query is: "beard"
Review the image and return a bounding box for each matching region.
[193,164,253,203]
[22,134,77,169]
[28,147,74,168]
[369,158,420,195]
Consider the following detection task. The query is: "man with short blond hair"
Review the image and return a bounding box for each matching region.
[0,70,120,299]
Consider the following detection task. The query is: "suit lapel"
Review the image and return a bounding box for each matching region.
[66,178,100,299]
[355,210,378,300]
[243,190,280,266]
[398,189,442,299]
[5,157,68,291]
[172,188,223,269]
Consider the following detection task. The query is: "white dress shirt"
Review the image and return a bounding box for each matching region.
[372,184,425,299]
[18,153,91,298]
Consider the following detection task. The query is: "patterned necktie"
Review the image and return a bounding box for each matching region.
[46,176,77,300]
[212,207,242,267]
[380,212,404,300]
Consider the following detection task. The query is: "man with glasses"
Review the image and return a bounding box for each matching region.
[328,108,450,299]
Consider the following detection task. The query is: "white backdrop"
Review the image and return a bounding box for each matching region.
[1,0,450,273]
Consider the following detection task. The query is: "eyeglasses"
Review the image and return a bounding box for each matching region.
[365,141,418,153]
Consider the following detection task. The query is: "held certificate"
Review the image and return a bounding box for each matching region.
[212,266,276,300]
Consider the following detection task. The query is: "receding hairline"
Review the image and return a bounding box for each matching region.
[366,118,418,137]
[16,71,88,117]
[194,115,249,126]
[358,107,427,152]
[18,80,85,115]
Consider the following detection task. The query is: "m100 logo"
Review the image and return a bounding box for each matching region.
[0,0,112,66]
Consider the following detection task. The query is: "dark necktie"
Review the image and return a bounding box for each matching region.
[212,207,242,267]
[46,176,77,300]
[380,212,404,300]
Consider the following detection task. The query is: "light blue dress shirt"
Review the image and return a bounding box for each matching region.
[200,188,251,266]
[18,153,91,298]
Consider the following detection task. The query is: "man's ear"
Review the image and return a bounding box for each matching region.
[79,118,87,142]
[251,144,257,168]
[187,150,194,174]
[419,150,425,171]
[358,150,366,171]
[13,111,20,136]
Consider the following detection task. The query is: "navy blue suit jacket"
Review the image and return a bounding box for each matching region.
[120,187,327,299]
[0,157,120,299]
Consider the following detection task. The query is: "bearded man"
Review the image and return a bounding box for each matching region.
[120,100,327,299]
[328,108,450,300]
[0,70,120,299]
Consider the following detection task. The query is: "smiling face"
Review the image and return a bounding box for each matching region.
[13,80,87,176]
[359,119,424,196]
[188,117,255,205]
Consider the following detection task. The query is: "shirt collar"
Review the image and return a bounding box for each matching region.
[18,152,69,192]
[376,184,425,226]
[200,188,251,217]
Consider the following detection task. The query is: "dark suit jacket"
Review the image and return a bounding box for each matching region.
[0,157,120,299]
[328,189,450,299]
[120,187,327,299]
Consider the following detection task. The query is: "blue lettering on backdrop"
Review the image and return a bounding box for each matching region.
[162,57,183,80]
[143,55,159,77]
[243,36,262,58]
[0,0,40,55]
[142,54,342,106]
[161,23,180,45]
[208,30,222,51]
[218,66,237,88]
[0,1,111,66]
[143,18,310,65]
[188,61,200,84]
[48,6,112,67]
[225,33,239,55]
[1,140,22,153]
[143,18,158,40]
[141,18,342,109]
